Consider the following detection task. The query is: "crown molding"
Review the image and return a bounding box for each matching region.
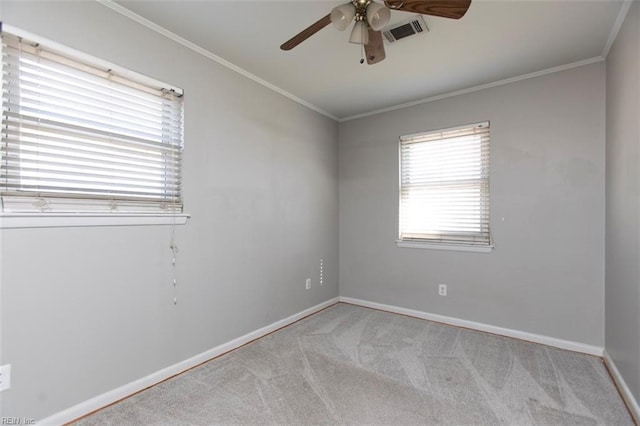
[95,0,339,122]
[602,0,633,58]
[340,56,605,122]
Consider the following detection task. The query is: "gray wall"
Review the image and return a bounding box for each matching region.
[339,63,606,346]
[0,1,338,419]
[605,1,640,405]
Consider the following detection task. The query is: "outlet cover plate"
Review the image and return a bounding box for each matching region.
[0,364,11,391]
[438,284,447,296]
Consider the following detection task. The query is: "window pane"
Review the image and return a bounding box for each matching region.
[1,32,184,214]
[399,122,490,246]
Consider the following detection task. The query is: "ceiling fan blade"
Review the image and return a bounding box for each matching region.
[365,29,386,65]
[280,14,332,51]
[385,0,471,19]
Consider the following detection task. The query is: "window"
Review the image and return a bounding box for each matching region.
[0,31,184,215]
[398,122,491,250]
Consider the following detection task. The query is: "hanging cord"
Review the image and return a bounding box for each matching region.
[360,22,366,64]
[170,224,179,305]
[167,88,180,306]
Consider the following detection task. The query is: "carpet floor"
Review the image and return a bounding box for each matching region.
[75,303,633,425]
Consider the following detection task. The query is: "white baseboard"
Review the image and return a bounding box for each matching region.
[603,350,640,424]
[38,297,339,426]
[339,297,604,357]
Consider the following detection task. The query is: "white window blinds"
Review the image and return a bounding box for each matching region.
[399,122,490,246]
[0,31,184,214]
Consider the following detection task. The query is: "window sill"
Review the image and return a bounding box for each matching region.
[396,240,493,253]
[0,213,190,229]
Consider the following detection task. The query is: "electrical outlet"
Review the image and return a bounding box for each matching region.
[0,364,11,392]
[305,278,311,290]
[438,284,447,296]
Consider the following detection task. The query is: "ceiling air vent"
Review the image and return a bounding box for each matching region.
[382,15,429,44]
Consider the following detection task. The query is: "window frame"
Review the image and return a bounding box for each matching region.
[0,25,189,229]
[396,121,493,253]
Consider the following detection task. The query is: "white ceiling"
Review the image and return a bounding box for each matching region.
[113,0,625,120]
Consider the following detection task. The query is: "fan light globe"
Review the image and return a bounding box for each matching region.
[330,4,357,31]
[366,2,391,31]
[349,20,369,44]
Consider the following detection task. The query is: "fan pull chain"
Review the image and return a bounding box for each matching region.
[170,225,179,306]
[360,43,365,64]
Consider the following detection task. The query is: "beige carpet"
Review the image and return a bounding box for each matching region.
[76,303,633,425]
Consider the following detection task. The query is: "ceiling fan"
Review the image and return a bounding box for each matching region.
[280,0,471,65]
